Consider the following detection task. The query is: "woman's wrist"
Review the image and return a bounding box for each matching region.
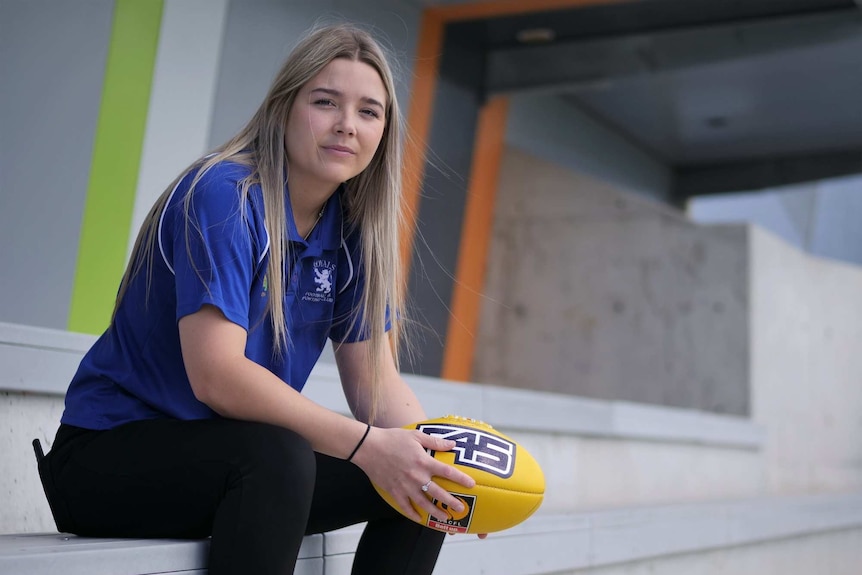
[346,423,372,462]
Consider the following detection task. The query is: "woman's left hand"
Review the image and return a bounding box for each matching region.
[350,425,476,524]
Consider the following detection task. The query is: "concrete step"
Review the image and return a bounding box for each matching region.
[3,492,862,575]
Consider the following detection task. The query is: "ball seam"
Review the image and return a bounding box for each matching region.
[467,483,545,496]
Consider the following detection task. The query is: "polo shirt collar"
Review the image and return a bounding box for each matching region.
[285,184,343,251]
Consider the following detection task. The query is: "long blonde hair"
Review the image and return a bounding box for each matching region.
[116,24,406,421]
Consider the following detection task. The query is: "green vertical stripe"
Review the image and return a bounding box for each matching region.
[68,0,164,334]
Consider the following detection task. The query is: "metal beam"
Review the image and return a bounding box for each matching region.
[486,8,862,95]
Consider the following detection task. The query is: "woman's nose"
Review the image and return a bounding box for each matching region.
[335,112,356,136]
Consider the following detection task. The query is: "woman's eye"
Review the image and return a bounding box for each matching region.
[360,109,380,119]
[314,99,336,107]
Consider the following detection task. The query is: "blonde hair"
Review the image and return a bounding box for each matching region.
[116,23,406,422]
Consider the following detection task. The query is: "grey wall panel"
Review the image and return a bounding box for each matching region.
[208,0,315,149]
[405,27,484,377]
[406,75,480,376]
[0,0,114,329]
[208,0,419,150]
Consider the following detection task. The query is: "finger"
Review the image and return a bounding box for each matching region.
[425,481,467,517]
[477,533,488,539]
[393,493,423,524]
[430,458,476,489]
[411,480,451,521]
[415,431,456,453]
[412,490,445,522]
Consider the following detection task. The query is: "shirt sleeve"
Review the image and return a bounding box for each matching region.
[167,165,259,329]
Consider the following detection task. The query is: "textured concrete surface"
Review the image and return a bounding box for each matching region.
[0,393,64,534]
[552,527,862,575]
[475,146,749,415]
[511,430,763,513]
[750,227,862,495]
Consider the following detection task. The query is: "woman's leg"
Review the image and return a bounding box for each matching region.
[43,418,316,575]
[305,452,446,575]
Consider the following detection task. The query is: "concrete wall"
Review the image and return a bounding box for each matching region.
[0,393,65,533]
[475,146,749,415]
[750,226,862,494]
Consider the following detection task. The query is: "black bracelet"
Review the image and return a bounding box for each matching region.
[346,423,371,462]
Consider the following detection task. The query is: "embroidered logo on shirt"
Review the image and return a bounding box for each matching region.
[302,260,336,303]
[314,268,332,294]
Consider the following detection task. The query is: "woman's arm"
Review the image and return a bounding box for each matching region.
[179,304,473,522]
[333,338,479,522]
[335,339,490,538]
[333,337,425,428]
[180,305,369,455]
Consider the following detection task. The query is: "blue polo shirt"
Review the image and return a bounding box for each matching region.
[61,161,369,430]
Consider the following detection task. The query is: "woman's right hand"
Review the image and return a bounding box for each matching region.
[350,426,476,523]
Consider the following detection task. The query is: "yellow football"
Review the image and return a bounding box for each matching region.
[373,415,545,534]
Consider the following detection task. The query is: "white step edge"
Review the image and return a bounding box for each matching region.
[0,533,322,575]
[5,492,856,575]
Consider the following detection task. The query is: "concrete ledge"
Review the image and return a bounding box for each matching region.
[331,492,862,574]
[0,533,322,575]
[4,492,861,575]
[0,321,764,450]
[0,323,95,396]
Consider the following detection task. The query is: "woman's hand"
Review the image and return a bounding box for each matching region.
[350,426,476,523]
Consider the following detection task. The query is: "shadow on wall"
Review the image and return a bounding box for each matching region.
[474,146,750,416]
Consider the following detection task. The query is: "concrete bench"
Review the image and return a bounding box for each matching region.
[0,534,212,575]
[0,531,325,574]
[4,493,862,575]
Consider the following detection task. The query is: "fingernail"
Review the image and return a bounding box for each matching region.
[454,502,464,512]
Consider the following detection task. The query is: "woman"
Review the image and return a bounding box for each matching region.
[40,23,476,575]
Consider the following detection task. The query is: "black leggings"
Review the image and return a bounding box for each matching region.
[40,419,445,575]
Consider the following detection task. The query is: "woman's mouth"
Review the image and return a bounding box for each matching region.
[323,145,355,156]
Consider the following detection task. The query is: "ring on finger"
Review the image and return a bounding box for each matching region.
[421,479,433,492]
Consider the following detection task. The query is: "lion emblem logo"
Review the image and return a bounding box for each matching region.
[314,268,332,295]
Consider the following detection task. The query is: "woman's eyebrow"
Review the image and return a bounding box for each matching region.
[309,87,385,110]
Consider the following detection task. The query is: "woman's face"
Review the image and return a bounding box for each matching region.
[286,58,388,194]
